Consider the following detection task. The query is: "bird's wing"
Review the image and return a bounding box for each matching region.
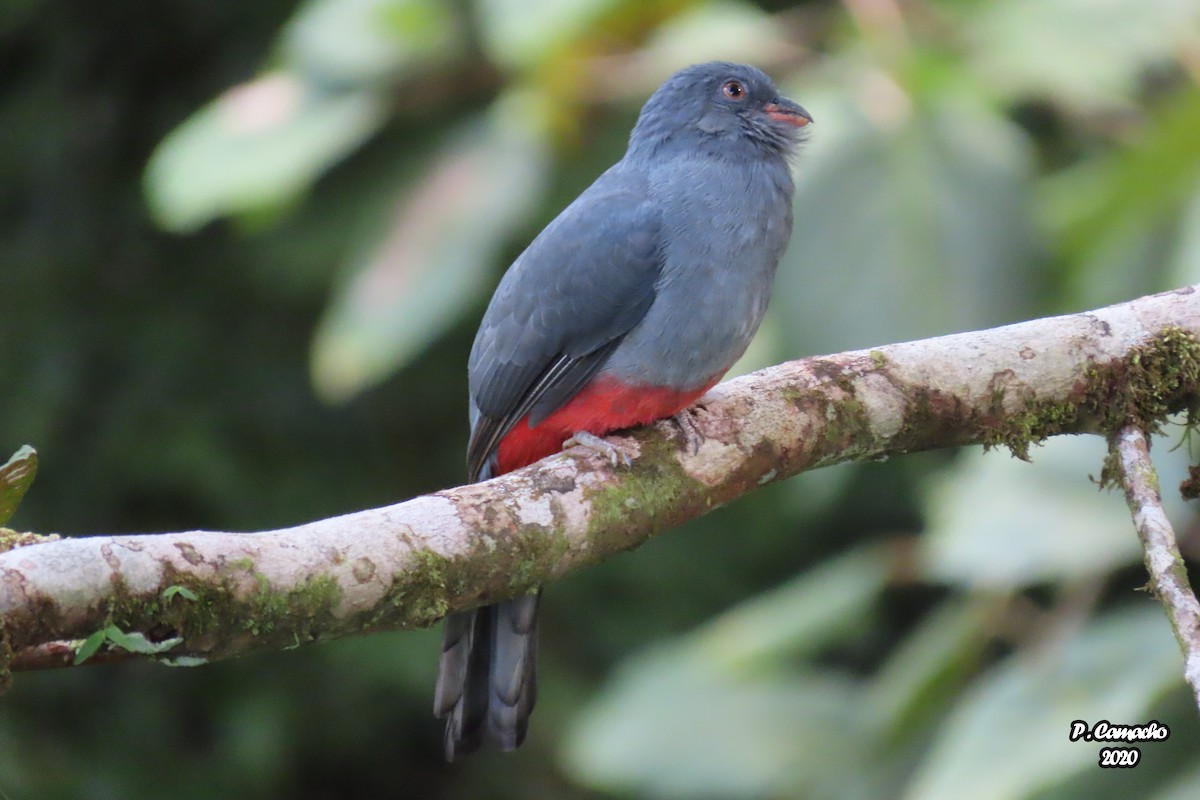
[467,182,662,481]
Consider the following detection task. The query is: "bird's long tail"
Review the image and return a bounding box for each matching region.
[434,591,540,760]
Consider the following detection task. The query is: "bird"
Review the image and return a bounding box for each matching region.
[433,61,810,760]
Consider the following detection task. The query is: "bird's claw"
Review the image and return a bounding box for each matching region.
[672,408,706,455]
[565,431,635,467]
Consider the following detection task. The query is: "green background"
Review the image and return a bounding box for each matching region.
[4,0,1200,797]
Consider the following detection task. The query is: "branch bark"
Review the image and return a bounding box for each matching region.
[1112,425,1200,708]
[3,286,1200,683]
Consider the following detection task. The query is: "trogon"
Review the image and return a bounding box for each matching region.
[433,61,811,760]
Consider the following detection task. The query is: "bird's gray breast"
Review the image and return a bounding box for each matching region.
[604,155,794,389]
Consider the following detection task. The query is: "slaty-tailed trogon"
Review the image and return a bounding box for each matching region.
[433,61,810,760]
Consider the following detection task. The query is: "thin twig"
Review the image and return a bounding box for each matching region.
[1113,425,1200,710]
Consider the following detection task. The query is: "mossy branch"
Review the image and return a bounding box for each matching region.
[2,286,1200,690]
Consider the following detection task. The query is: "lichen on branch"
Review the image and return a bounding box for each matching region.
[1,285,1199,686]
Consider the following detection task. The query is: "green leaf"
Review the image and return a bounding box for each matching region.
[685,544,893,670]
[774,85,1039,360]
[144,0,466,232]
[865,597,995,737]
[0,445,37,526]
[279,0,461,84]
[919,438,1143,588]
[145,75,387,232]
[103,627,183,656]
[904,608,1182,800]
[566,660,868,798]
[475,0,618,69]
[562,547,892,797]
[1044,87,1200,307]
[73,629,108,666]
[1154,764,1200,800]
[961,0,1200,109]
[1167,183,1200,289]
[311,93,550,401]
[162,585,199,602]
[614,1,792,79]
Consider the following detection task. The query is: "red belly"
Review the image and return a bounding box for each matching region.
[495,374,718,475]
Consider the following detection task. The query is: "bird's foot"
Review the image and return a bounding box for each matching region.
[564,431,636,468]
[672,407,707,455]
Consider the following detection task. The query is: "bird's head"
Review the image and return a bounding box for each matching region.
[628,62,812,161]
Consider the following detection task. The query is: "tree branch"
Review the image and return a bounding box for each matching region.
[1112,425,1200,708]
[3,286,1200,684]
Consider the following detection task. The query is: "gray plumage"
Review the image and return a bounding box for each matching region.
[436,61,809,760]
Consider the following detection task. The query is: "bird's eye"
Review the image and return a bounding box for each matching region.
[722,80,746,100]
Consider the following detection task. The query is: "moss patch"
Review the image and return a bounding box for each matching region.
[894,388,979,453]
[99,560,346,660]
[982,396,1079,461]
[982,328,1200,460]
[243,573,342,640]
[783,369,880,465]
[368,518,573,631]
[1085,326,1200,433]
[0,529,60,554]
[823,394,874,449]
[1181,465,1200,500]
[502,528,571,596]
[371,548,452,630]
[584,432,707,552]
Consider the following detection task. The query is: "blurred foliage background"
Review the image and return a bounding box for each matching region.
[3,0,1200,797]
